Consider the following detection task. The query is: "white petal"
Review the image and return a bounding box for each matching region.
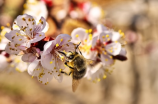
[105,42,121,56]
[43,40,55,56]
[16,14,36,31]
[55,34,71,46]
[111,31,121,41]
[22,53,36,62]
[97,24,108,33]
[71,28,88,43]
[60,42,76,52]
[30,32,45,43]
[0,55,9,71]
[34,17,46,33]
[28,59,39,75]
[41,53,55,70]
[53,70,63,83]
[99,31,112,43]
[37,67,53,85]
[82,50,98,60]
[119,48,127,56]
[101,54,114,66]
[5,42,21,55]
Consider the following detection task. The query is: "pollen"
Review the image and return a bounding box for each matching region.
[107,38,110,41]
[106,35,109,37]
[54,67,56,69]
[89,34,92,40]
[28,18,31,21]
[102,36,105,38]
[1,26,4,30]
[22,18,26,21]
[6,23,10,27]
[32,76,34,78]
[103,75,107,79]
[58,74,60,76]
[76,34,79,37]
[89,29,92,33]
[60,39,63,42]
[12,36,15,39]
[32,22,35,25]
[39,34,42,36]
[110,56,112,59]
[115,41,118,43]
[56,43,59,47]
[59,69,62,72]
[105,59,108,61]
[50,61,53,64]
[30,28,32,31]
[85,29,89,33]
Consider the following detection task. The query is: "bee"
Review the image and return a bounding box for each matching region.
[58,42,92,92]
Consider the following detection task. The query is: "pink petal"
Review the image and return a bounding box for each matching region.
[105,42,121,56]
[28,59,39,75]
[16,14,36,31]
[100,54,114,66]
[71,28,88,43]
[34,17,46,32]
[30,32,45,43]
[43,40,55,56]
[41,53,55,70]
[55,34,71,46]
[5,42,21,55]
[96,24,108,33]
[22,53,36,62]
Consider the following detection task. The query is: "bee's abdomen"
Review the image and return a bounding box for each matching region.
[73,68,86,80]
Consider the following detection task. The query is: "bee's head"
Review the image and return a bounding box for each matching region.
[58,51,76,60]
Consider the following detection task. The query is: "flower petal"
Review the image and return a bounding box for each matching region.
[43,40,55,55]
[55,34,71,46]
[28,59,39,75]
[101,54,114,66]
[5,42,21,55]
[22,53,36,62]
[41,53,55,70]
[111,31,121,41]
[16,14,36,28]
[37,67,53,85]
[30,32,45,43]
[16,14,36,31]
[99,31,112,43]
[71,28,88,43]
[34,17,46,33]
[96,24,108,33]
[105,42,121,56]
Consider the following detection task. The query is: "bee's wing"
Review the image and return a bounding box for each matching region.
[72,78,80,92]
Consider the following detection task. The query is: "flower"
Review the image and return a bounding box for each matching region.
[23,0,48,21]
[41,34,75,82]
[92,24,127,66]
[5,14,48,55]
[71,28,98,60]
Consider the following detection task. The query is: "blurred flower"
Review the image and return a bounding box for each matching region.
[23,0,48,20]
[5,14,48,55]
[41,34,75,82]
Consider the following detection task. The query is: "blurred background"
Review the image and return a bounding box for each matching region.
[0,0,158,104]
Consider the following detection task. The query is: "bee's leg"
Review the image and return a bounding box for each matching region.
[78,48,82,55]
[65,61,75,69]
[60,70,72,76]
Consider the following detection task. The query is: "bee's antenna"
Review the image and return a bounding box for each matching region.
[58,51,66,56]
[75,42,81,52]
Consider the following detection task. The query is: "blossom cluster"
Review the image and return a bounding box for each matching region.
[0,13,127,85]
[0,0,127,86]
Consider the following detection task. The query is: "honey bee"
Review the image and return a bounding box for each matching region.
[58,42,93,92]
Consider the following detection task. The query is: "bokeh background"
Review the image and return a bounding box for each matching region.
[0,0,158,104]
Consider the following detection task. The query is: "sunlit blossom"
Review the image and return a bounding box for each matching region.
[41,34,75,82]
[5,14,48,55]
